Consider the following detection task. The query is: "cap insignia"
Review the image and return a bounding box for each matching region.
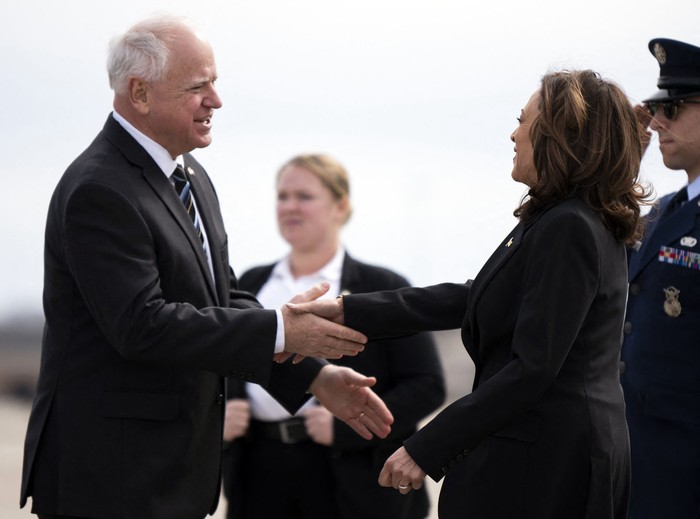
[653,42,667,65]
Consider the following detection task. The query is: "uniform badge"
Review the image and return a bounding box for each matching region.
[663,286,681,318]
[680,236,697,247]
[653,42,667,64]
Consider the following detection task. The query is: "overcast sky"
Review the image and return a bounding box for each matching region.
[1,0,697,321]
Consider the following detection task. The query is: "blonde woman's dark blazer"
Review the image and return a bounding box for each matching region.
[343,197,631,519]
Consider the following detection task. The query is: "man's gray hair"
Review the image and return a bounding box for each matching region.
[107,14,194,95]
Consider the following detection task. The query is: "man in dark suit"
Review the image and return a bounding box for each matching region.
[20,14,392,519]
[621,38,700,518]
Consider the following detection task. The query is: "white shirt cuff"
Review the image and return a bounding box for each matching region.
[274,308,285,354]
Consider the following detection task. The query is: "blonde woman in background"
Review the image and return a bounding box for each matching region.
[222,154,445,519]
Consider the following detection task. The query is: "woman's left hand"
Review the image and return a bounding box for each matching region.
[378,446,426,494]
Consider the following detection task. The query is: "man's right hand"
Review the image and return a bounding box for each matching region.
[280,282,365,362]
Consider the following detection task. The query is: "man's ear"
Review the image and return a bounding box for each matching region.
[129,78,151,115]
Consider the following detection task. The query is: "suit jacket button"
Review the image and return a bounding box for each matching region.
[623,321,632,334]
[629,283,640,296]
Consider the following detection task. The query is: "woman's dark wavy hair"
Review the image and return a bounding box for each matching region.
[514,69,651,244]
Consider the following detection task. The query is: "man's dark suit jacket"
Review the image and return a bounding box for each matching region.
[622,189,700,518]
[341,197,631,519]
[20,115,323,519]
[223,253,445,519]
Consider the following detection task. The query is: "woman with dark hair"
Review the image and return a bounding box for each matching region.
[294,70,650,518]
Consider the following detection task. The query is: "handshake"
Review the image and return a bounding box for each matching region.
[278,281,395,441]
[278,281,357,364]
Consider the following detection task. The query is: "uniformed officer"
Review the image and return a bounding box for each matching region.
[622,38,700,518]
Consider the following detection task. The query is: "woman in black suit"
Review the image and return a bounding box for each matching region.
[222,154,445,519]
[295,70,650,518]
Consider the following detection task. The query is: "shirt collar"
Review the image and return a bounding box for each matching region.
[272,246,345,284]
[112,111,179,177]
[686,175,700,202]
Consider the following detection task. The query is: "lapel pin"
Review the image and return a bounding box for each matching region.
[680,236,697,247]
[663,286,682,318]
[505,237,514,248]
[187,166,195,176]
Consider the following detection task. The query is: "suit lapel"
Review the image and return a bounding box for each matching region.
[141,165,219,303]
[465,211,548,355]
[181,155,228,304]
[103,116,219,303]
[468,222,524,316]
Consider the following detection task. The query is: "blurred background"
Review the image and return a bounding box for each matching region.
[1,0,697,516]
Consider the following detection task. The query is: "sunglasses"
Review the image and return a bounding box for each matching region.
[645,99,700,120]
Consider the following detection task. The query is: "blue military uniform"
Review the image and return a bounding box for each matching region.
[621,38,700,518]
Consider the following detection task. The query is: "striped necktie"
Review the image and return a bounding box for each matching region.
[171,165,205,247]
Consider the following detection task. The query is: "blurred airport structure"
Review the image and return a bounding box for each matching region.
[0,315,43,401]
